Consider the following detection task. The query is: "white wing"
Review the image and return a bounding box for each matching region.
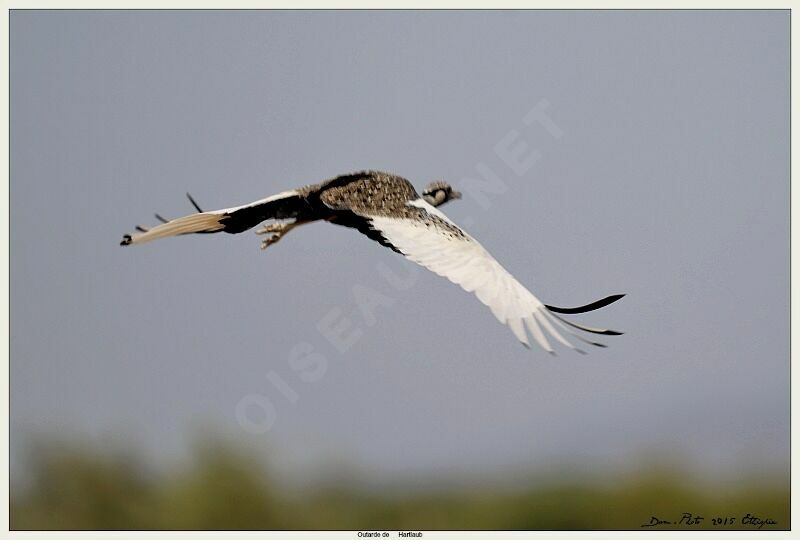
[368,199,585,353]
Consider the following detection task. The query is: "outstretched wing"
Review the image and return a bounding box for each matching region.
[120,190,306,246]
[365,199,622,352]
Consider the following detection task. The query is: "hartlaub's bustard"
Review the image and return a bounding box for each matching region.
[121,170,624,353]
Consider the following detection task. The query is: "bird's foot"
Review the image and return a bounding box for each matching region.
[255,223,287,235]
[255,222,294,250]
[260,234,282,250]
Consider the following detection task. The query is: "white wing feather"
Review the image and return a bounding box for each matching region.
[369,200,582,353]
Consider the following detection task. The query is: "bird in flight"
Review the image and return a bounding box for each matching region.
[121,170,624,353]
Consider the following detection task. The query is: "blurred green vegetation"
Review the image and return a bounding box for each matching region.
[11,439,789,530]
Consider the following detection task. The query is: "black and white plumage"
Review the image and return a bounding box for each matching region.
[121,170,624,353]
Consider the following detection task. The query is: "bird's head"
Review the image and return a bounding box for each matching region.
[422,181,462,207]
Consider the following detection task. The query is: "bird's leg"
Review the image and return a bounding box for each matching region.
[255,220,301,250]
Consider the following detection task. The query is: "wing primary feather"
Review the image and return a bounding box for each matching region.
[507,317,530,347]
[543,311,608,348]
[545,294,625,314]
[523,315,553,353]
[186,192,204,213]
[121,212,225,245]
[154,213,169,223]
[533,309,584,354]
[135,225,148,233]
[546,310,623,336]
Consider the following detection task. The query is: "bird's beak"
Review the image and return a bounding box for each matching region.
[451,190,462,199]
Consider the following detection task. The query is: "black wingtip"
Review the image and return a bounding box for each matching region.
[545,293,626,315]
[186,192,203,213]
[120,234,132,246]
[547,311,625,337]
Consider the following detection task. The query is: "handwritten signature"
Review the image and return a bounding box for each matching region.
[641,512,777,528]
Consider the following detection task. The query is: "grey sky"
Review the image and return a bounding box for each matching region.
[11,10,789,486]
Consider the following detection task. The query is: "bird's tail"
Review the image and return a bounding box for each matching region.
[120,211,225,246]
